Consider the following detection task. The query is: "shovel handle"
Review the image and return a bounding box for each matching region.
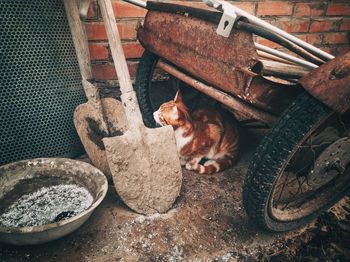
[98,0,144,128]
[64,0,93,82]
[98,0,133,95]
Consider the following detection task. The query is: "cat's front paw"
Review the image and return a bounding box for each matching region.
[185,162,193,170]
[180,157,187,167]
[185,157,202,171]
[185,162,194,170]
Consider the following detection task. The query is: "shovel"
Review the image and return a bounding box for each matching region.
[64,0,127,179]
[98,0,182,214]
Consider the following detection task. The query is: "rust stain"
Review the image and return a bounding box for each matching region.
[138,6,301,114]
[300,51,350,113]
[138,10,259,97]
[158,60,278,125]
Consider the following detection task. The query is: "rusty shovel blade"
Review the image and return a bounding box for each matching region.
[103,124,182,214]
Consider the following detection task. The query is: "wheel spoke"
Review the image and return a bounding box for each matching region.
[268,112,350,223]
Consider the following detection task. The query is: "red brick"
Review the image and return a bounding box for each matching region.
[89,43,109,60]
[327,3,350,16]
[86,21,138,41]
[232,3,256,15]
[117,21,139,40]
[92,63,115,80]
[86,23,106,41]
[294,3,325,17]
[297,34,322,45]
[323,33,349,45]
[280,19,309,33]
[92,62,138,80]
[340,19,350,31]
[123,42,144,59]
[320,46,333,55]
[257,2,293,16]
[112,0,147,18]
[305,34,323,45]
[309,19,341,33]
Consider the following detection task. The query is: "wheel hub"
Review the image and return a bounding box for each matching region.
[309,137,350,188]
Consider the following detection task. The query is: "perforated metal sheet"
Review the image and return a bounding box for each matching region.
[0,0,86,165]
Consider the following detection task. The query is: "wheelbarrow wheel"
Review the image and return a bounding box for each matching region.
[135,50,217,128]
[243,92,350,231]
[135,51,159,128]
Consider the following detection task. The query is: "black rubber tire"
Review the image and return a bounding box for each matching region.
[135,50,218,128]
[135,50,159,128]
[242,92,349,232]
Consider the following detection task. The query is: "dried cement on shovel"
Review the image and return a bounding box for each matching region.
[103,123,183,214]
[74,96,127,180]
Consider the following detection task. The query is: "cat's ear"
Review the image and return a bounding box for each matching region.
[172,106,179,119]
[174,89,183,104]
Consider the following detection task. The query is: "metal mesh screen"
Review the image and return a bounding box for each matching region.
[0,0,86,165]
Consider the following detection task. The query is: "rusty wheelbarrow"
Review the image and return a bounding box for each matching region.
[120,0,350,231]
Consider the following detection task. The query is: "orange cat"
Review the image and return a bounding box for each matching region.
[153,90,239,174]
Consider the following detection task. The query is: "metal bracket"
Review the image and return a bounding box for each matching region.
[203,0,334,61]
[216,8,237,37]
[204,0,237,37]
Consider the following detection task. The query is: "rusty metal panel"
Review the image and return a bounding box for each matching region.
[138,9,301,114]
[158,60,278,125]
[248,76,301,114]
[300,51,350,113]
[138,10,259,96]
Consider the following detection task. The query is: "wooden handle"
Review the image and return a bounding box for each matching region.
[98,0,144,128]
[64,0,93,81]
[64,0,103,103]
[98,0,134,94]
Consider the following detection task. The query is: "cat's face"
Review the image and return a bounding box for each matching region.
[153,90,185,127]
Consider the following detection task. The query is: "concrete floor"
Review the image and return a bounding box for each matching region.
[0,132,318,262]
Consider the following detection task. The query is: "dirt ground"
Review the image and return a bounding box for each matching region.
[0,131,349,262]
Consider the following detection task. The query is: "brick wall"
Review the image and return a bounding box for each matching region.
[85,0,350,85]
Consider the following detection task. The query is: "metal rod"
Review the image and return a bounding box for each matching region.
[255,43,318,69]
[157,60,277,126]
[204,0,334,61]
[236,21,324,65]
[123,0,147,8]
[257,50,295,65]
[260,59,310,79]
